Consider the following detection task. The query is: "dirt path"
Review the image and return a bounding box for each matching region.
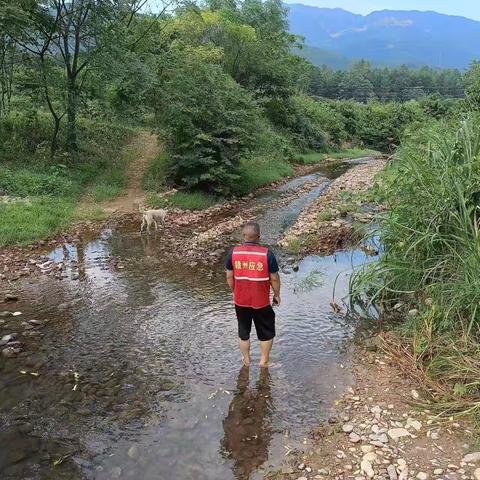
[101,130,160,213]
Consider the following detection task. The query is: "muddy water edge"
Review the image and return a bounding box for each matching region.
[0,160,379,480]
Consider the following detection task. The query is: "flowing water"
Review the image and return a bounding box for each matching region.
[0,161,378,480]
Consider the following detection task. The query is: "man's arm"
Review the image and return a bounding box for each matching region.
[225,248,234,291]
[270,272,281,305]
[226,270,234,291]
[267,249,281,305]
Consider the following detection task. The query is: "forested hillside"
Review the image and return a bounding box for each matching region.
[1,0,480,246]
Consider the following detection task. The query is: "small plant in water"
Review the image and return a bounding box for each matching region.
[293,269,324,294]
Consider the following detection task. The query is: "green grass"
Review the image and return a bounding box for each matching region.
[0,198,74,246]
[317,209,334,221]
[0,111,136,246]
[350,116,480,419]
[326,148,381,160]
[89,184,123,202]
[147,191,217,211]
[234,155,294,195]
[73,205,108,222]
[295,148,381,165]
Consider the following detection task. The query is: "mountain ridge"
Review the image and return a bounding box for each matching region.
[286,3,480,69]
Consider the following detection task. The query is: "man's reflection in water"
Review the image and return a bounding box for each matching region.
[221,366,274,480]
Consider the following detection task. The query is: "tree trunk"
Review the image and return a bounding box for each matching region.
[50,115,62,159]
[66,75,78,154]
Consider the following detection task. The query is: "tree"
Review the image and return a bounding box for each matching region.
[2,0,172,156]
[154,45,262,195]
[465,62,480,111]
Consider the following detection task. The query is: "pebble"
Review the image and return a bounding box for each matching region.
[361,445,375,453]
[363,452,378,462]
[296,477,308,480]
[350,432,361,443]
[411,389,420,399]
[462,452,480,463]
[388,428,411,441]
[2,347,17,358]
[416,473,428,480]
[298,463,306,470]
[406,418,422,431]
[127,445,139,460]
[1,333,16,343]
[473,468,480,480]
[361,459,375,478]
[343,424,354,433]
[370,433,389,444]
[434,469,443,475]
[110,467,122,478]
[5,294,18,301]
[387,464,398,480]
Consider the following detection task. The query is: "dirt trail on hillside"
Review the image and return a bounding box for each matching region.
[102,130,160,213]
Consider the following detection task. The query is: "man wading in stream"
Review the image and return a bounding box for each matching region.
[226,221,281,368]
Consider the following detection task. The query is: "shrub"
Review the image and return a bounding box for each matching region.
[142,151,172,192]
[154,46,261,196]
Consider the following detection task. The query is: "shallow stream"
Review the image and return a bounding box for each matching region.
[0,161,377,479]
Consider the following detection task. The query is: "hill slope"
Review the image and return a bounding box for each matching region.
[286,3,480,69]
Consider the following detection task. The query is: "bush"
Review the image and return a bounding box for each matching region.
[270,95,329,152]
[0,110,53,164]
[0,166,74,198]
[142,151,172,192]
[154,46,262,196]
[328,100,425,152]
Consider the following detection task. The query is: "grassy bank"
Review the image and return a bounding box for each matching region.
[296,148,381,165]
[350,117,480,419]
[0,112,135,246]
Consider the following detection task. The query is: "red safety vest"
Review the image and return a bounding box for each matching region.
[232,244,271,309]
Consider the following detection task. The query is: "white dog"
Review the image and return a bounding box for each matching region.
[140,208,168,233]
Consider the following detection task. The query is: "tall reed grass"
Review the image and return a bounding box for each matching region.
[350,117,480,418]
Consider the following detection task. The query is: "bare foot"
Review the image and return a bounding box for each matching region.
[242,355,251,367]
[259,360,273,368]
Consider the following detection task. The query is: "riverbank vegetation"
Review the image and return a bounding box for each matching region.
[0,0,476,247]
[351,112,480,419]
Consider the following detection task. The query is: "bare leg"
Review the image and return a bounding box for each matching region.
[239,338,251,367]
[259,339,273,367]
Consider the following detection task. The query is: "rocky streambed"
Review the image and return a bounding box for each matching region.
[3,156,464,480]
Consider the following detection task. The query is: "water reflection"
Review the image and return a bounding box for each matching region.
[221,367,274,480]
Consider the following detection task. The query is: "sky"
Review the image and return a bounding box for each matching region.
[283,0,480,21]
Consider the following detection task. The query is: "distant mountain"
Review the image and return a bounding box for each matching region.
[286,4,480,69]
[294,45,352,69]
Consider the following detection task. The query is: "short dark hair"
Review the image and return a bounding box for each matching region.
[243,221,260,236]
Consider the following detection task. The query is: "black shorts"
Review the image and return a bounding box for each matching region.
[235,305,276,341]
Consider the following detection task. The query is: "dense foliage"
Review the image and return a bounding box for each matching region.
[309,60,465,102]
